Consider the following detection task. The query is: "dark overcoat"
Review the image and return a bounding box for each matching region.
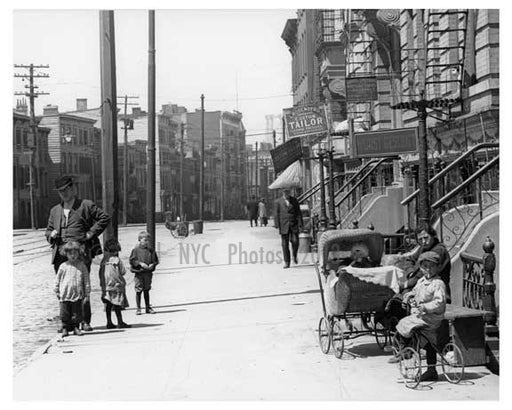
[274,196,303,235]
[45,198,110,264]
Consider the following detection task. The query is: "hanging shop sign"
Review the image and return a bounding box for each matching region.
[352,128,418,158]
[345,76,378,103]
[270,137,304,174]
[283,105,329,139]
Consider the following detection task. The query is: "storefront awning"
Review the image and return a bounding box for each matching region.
[268,160,302,190]
[332,117,367,135]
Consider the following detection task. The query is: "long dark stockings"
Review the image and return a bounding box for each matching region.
[136,290,150,309]
[143,290,150,308]
[105,301,123,325]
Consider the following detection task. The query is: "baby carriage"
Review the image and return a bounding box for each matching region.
[314,229,407,358]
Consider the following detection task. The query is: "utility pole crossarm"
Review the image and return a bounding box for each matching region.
[13,63,50,230]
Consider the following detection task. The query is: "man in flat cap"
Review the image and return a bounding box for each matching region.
[46,175,111,332]
[395,250,447,382]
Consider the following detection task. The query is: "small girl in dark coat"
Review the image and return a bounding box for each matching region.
[99,238,130,329]
[129,231,159,315]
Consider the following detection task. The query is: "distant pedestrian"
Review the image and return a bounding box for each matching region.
[99,238,131,329]
[246,196,259,227]
[129,231,159,315]
[274,188,303,269]
[258,198,268,227]
[46,175,110,332]
[54,241,90,337]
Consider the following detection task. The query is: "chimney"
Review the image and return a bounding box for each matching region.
[43,104,59,116]
[76,98,88,111]
[15,98,28,115]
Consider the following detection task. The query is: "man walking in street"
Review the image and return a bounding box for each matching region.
[274,188,303,269]
[246,196,259,227]
[46,175,111,332]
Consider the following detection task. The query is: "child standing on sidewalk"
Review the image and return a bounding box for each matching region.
[54,241,90,337]
[129,231,159,315]
[99,238,131,329]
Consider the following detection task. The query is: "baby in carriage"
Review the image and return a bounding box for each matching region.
[348,242,374,268]
[394,251,447,381]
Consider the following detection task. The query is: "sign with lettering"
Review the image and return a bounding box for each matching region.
[270,137,303,174]
[353,128,418,158]
[345,76,378,103]
[283,105,328,139]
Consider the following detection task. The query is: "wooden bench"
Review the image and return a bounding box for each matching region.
[440,305,490,366]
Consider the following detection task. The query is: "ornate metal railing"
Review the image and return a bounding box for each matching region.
[401,143,498,256]
[460,236,498,333]
[402,142,499,236]
[432,155,499,254]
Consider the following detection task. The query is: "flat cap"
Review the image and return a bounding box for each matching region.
[418,251,440,264]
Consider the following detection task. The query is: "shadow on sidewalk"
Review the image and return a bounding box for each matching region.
[149,308,187,315]
[342,341,391,358]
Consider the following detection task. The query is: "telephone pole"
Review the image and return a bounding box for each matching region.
[180,123,185,220]
[99,10,119,241]
[255,141,259,199]
[200,94,205,223]
[14,64,49,230]
[391,94,459,227]
[146,10,156,247]
[117,95,139,226]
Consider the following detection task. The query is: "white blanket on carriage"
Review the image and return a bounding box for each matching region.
[338,265,407,294]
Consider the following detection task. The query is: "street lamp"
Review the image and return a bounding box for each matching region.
[326,146,337,229]
[314,145,328,233]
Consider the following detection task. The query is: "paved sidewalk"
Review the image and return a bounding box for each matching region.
[13,221,499,400]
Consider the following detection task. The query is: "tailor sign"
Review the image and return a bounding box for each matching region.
[352,128,418,158]
[283,105,328,139]
[270,137,303,174]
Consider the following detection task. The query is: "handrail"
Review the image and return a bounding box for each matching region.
[431,155,499,209]
[335,158,392,208]
[297,173,344,203]
[401,142,499,206]
[460,251,483,264]
[333,158,383,199]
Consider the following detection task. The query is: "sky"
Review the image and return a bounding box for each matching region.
[12,7,297,146]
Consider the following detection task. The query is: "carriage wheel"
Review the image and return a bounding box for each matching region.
[332,320,345,359]
[318,317,331,354]
[441,342,465,384]
[399,347,422,389]
[177,223,189,238]
[374,320,388,349]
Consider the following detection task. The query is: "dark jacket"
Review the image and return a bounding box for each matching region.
[274,196,303,235]
[129,245,159,274]
[45,198,110,264]
[246,201,259,218]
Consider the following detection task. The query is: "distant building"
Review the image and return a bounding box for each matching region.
[184,109,247,219]
[38,102,99,208]
[13,109,52,229]
[246,142,275,206]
